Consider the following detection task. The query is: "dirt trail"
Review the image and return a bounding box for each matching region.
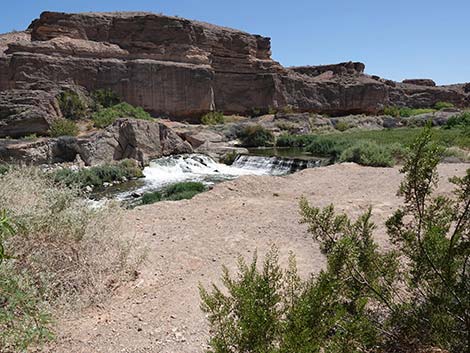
[45,163,469,353]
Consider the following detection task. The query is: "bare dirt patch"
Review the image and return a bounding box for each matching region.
[44,163,469,353]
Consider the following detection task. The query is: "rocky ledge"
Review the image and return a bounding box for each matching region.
[0,118,192,166]
[0,11,468,126]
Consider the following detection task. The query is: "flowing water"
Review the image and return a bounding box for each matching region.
[103,151,325,202]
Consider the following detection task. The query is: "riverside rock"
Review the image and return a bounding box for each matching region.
[0,119,192,165]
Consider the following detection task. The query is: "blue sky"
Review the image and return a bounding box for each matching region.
[1,0,469,85]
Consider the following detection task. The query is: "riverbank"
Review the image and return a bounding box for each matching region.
[44,162,469,353]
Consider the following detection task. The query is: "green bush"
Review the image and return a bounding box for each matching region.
[200,111,225,125]
[383,106,435,117]
[0,164,9,176]
[92,102,153,128]
[383,106,401,117]
[220,150,239,166]
[49,119,79,137]
[445,111,470,128]
[57,90,87,120]
[339,141,395,167]
[201,126,470,352]
[305,136,347,159]
[276,133,317,148]
[334,120,350,131]
[434,101,454,110]
[52,159,143,189]
[140,181,207,205]
[238,125,275,147]
[91,89,121,109]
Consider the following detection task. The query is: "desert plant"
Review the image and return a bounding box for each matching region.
[201,111,225,125]
[92,89,121,109]
[52,159,143,189]
[446,111,470,129]
[0,164,9,176]
[334,120,350,132]
[92,102,153,128]
[49,119,79,137]
[57,90,87,120]
[238,125,275,147]
[434,101,454,110]
[220,150,239,166]
[140,181,207,205]
[0,167,141,310]
[202,125,470,352]
[339,140,395,167]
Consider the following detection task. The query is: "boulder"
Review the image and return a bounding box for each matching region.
[78,118,192,166]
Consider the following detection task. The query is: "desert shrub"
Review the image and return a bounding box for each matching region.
[91,89,121,109]
[141,191,163,205]
[202,125,470,353]
[275,121,298,133]
[0,167,141,308]
[0,265,53,351]
[220,150,239,166]
[140,181,206,205]
[334,120,350,131]
[49,119,79,137]
[276,133,317,148]
[52,159,143,189]
[57,90,87,120]
[0,164,9,175]
[92,102,153,128]
[434,101,454,110]
[22,133,38,140]
[383,106,401,117]
[238,125,275,147]
[201,111,225,125]
[383,106,435,117]
[305,136,347,159]
[445,111,470,129]
[339,140,395,167]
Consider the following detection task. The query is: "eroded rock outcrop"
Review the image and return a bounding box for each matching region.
[0,11,469,128]
[0,118,192,165]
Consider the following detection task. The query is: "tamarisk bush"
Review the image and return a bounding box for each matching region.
[200,125,470,353]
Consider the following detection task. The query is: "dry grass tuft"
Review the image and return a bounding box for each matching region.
[0,167,143,311]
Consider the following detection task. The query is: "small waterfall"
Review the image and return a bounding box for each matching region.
[232,155,322,175]
[115,153,322,200]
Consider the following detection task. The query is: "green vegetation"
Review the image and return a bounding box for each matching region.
[21,133,38,140]
[91,88,121,109]
[201,127,470,352]
[220,150,239,166]
[445,111,470,129]
[141,181,207,205]
[277,124,470,166]
[383,105,435,117]
[339,140,400,167]
[49,119,79,137]
[52,159,143,189]
[57,90,87,120]
[238,125,275,147]
[434,101,454,110]
[92,102,153,128]
[0,164,9,176]
[334,120,350,131]
[0,167,140,350]
[200,111,225,125]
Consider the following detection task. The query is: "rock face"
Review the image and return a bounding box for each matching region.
[402,79,436,87]
[0,119,192,165]
[0,11,469,129]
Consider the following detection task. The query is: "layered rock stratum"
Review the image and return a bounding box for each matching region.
[0,11,468,136]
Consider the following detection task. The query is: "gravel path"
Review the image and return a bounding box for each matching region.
[45,163,469,353]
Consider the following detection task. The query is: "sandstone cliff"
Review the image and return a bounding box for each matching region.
[0,11,469,132]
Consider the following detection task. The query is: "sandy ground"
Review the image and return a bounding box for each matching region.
[44,163,469,353]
